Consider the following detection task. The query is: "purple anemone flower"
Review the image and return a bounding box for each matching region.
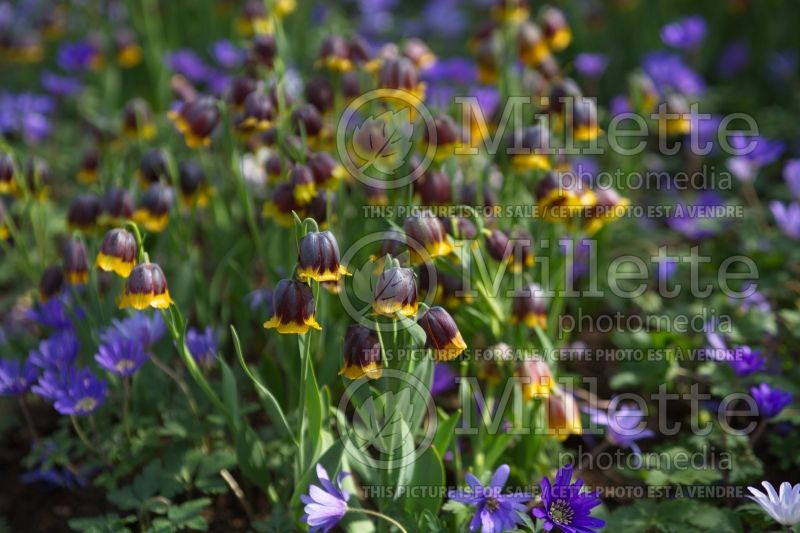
[447,464,530,533]
[52,367,107,416]
[57,40,100,71]
[423,57,477,85]
[728,346,765,377]
[660,15,707,50]
[167,49,210,82]
[667,191,727,239]
[533,464,605,533]
[783,159,800,199]
[717,40,749,78]
[0,358,38,396]
[185,326,218,365]
[211,40,244,69]
[431,362,458,396]
[574,53,608,79]
[726,135,785,182]
[750,383,792,418]
[586,404,654,459]
[41,72,83,97]
[300,464,350,533]
[766,51,798,82]
[29,330,79,370]
[102,312,166,347]
[95,336,148,377]
[642,51,705,96]
[731,282,771,314]
[770,201,800,240]
[26,296,74,330]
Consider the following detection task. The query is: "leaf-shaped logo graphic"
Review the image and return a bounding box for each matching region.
[351,259,378,312]
[352,388,415,456]
[351,108,414,176]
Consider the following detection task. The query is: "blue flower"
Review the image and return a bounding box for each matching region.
[300,464,350,533]
[41,71,83,97]
[726,134,785,182]
[585,404,654,460]
[95,336,148,377]
[431,362,458,396]
[52,367,107,416]
[185,326,218,365]
[717,40,749,79]
[783,159,800,199]
[660,15,706,50]
[728,346,765,377]
[667,191,727,239]
[57,41,101,71]
[0,357,38,396]
[751,383,792,419]
[211,40,244,69]
[32,366,75,402]
[770,201,800,240]
[533,464,605,533]
[102,312,166,347]
[574,53,608,79]
[167,49,210,82]
[642,51,705,96]
[447,464,530,533]
[29,330,79,370]
[26,295,75,330]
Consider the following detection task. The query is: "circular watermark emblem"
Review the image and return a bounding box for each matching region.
[336,88,437,190]
[337,368,437,470]
[339,230,439,333]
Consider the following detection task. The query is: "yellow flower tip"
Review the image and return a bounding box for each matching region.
[263,315,322,334]
[549,29,572,51]
[65,271,89,285]
[117,45,143,68]
[95,253,136,278]
[293,183,317,205]
[118,290,173,310]
[133,210,169,233]
[431,333,467,361]
[339,361,382,380]
[512,154,552,172]
[77,169,98,185]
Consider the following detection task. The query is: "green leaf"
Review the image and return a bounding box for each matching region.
[68,514,135,533]
[303,352,323,469]
[220,359,239,422]
[167,498,211,531]
[403,446,445,516]
[232,326,297,447]
[234,423,269,492]
[433,409,461,457]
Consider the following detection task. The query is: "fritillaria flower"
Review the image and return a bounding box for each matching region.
[263,279,321,334]
[373,267,418,317]
[418,306,467,361]
[297,231,349,283]
[118,263,174,310]
[511,283,549,329]
[747,481,800,526]
[96,229,138,278]
[339,324,382,380]
[447,464,530,533]
[533,464,605,533]
[62,238,89,285]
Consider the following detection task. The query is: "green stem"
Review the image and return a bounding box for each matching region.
[71,416,94,451]
[347,508,409,533]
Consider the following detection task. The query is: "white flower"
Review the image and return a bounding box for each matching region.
[748,481,800,526]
